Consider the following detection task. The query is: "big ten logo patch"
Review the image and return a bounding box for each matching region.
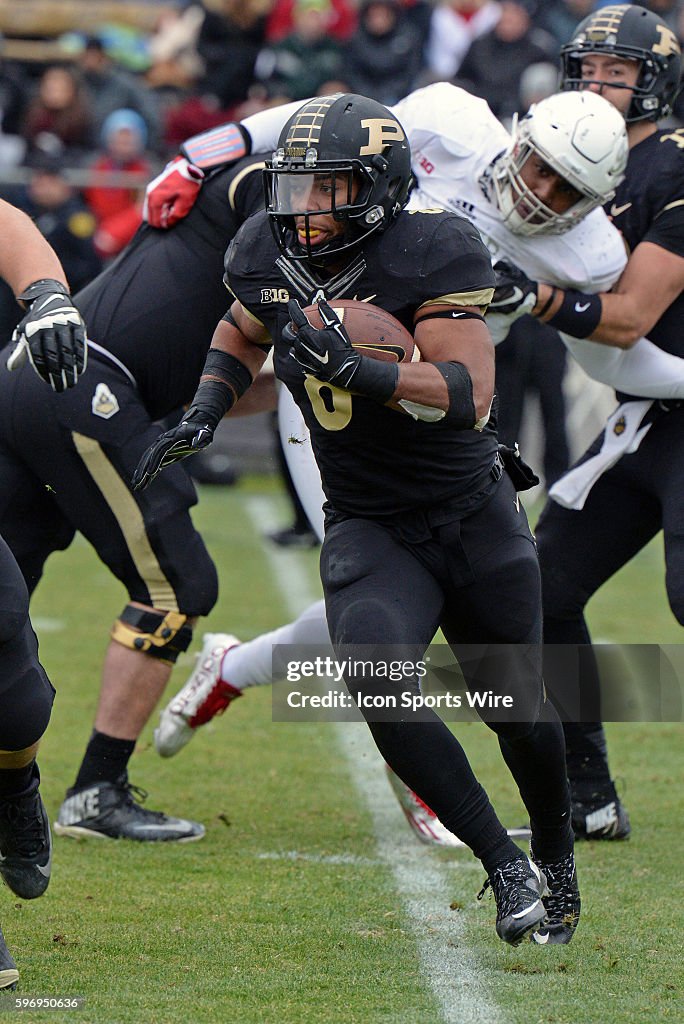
[261,288,290,303]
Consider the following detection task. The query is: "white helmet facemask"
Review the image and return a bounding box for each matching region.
[490,91,628,236]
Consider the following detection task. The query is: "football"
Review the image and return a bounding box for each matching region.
[301,300,415,363]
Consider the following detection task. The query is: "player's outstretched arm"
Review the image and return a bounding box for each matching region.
[132,303,270,490]
[142,123,251,228]
[143,100,323,229]
[494,246,684,350]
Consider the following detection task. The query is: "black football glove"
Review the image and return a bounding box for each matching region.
[8,279,87,392]
[284,299,397,403]
[131,406,215,491]
[489,260,538,316]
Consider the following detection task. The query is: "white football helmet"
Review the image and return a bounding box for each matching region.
[490,91,628,236]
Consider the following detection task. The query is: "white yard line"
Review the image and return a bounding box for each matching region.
[245,495,502,1024]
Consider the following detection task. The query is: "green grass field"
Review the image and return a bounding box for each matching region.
[2,478,682,1024]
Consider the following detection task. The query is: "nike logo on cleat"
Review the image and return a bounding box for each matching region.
[128,822,194,835]
[586,802,618,834]
[512,899,541,919]
[59,789,100,825]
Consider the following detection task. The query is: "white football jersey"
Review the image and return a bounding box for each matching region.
[391,83,684,398]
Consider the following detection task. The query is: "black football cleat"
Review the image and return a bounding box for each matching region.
[478,855,547,945]
[530,850,581,945]
[267,526,319,548]
[54,774,205,842]
[0,927,18,990]
[571,780,631,840]
[0,764,51,900]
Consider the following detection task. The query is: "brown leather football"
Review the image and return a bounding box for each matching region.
[302,300,415,363]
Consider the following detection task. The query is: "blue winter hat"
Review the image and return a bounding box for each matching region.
[101,108,148,149]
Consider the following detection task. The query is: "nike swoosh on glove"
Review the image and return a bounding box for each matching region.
[489,259,538,316]
[131,411,214,491]
[284,298,363,387]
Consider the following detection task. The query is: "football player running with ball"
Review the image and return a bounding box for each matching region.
[155,80,684,854]
[134,94,581,947]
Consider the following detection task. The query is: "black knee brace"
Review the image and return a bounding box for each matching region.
[111,605,194,664]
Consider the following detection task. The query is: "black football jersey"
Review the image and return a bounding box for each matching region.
[75,156,265,420]
[225,209,499,517]
[606,128,684,371]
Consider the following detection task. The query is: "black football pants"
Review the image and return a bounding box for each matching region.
[320,474,572,862]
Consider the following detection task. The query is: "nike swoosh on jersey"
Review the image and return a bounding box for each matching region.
[610,202,632,217]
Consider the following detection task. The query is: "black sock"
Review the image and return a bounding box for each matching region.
[367,719,523,875]
[563,721,612,791]
[72,731,136,791]
[469,817,526,876]
[0,761,37,799]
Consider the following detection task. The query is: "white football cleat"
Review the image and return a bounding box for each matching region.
[155,633,242,757]
[385,765,531,848]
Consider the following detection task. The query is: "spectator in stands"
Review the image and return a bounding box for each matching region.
[457,0,556,122]
[255,0,343,101]
[145,5,207,132]
[22,66,93,162]
[163,82,236,153]
[16,150,102,293]
[0,43,28,138]
[84,109,152,261]
[537,2,597,53]
[425,0,501,81]
[78,36,160,152]
[197,0,270,108]
[265,0,357,41]
[346,0,424,105]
